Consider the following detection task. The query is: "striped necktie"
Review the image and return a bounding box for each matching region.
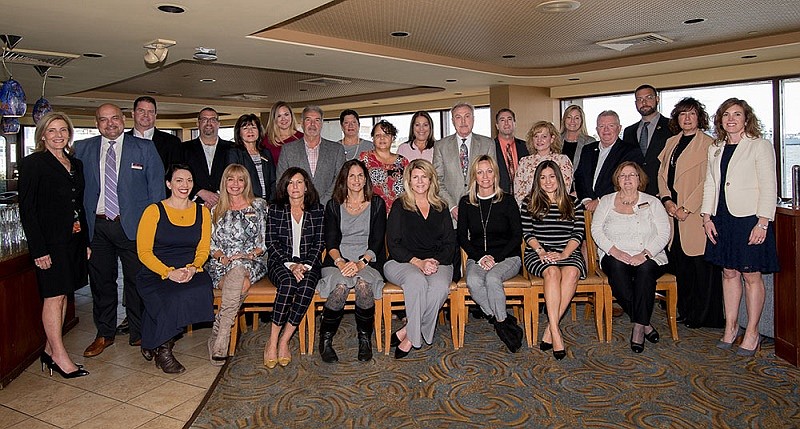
[460,138,468,179]
[104,141,119,219]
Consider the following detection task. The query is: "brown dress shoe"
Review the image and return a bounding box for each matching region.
[83,337,114,357]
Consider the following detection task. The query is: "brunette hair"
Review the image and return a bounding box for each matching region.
[332,159,373,205]
[668,97,710,133]
[713,98,762,142]
[274,167,319,208]
[233,114,264,149]
[405,111,435,150]
[526,160,574,221]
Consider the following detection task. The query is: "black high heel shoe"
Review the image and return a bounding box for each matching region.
[644,326,660,344]
[394,343,412,359]
[390,331,403,348]
[630,332,645,353]
[539,341,553,351]
[46,360,89,379]
[41,352,84,372]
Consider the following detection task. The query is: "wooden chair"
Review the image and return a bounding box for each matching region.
[583,211,680,342]
[452,247,534,349]
[382,281,458,355]
[306,292,383,355]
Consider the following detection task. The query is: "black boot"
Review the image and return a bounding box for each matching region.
[355,306,375,362]
[495,317,522,353]
[154,340,185,374]
[319,307,344,363]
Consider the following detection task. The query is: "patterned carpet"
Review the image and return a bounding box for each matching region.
[189,307,800,428]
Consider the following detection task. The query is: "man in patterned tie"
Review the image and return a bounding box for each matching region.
[493,108,528,194]
[73,103,165,358]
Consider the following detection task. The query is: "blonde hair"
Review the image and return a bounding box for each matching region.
[213,164,255,223]
[34,112,75,153]
[526,121,563,154]
[399,159,446,212]
[560,105,589,138]
[466,154,504,205]
[266,101,299,148]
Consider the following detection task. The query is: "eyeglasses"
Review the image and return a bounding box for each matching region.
[618,173,639,179]
[199,117,219,124]
[635,94,656,103]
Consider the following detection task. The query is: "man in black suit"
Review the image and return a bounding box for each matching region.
[574,110,644,212]
[622,84,675,196]
[183,107,232,207]
[493,108,529,195]
[126,96,183,170]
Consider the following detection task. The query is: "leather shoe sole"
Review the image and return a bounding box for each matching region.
[83,337,114,357]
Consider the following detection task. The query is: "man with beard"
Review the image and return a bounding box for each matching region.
[493,108,528,195]
[183,107,232,207]
[622,85,674,196]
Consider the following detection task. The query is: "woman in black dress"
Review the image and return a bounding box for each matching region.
[19,112,90,378]
[136,164,214,373]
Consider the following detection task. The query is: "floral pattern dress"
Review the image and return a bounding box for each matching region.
[513,153,574,206]
[205,198,269,287]
[358,150,409,213]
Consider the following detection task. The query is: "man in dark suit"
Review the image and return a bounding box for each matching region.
[276,105,345,205]
[73,103,165,357]
[622,84,675,196]
[125,96,182,170]
[183,107,232,207]
[574,110,644,212]
[493,108,528,195]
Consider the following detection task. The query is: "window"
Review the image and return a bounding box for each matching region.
[781,78,800,198]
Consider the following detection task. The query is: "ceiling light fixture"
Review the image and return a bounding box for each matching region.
[157,4,185,14]
[445,79,457,83]
[535,0,581,13]
[390,31,410,38]
[741,55,757,59]
[143,39,175,65]
[683,18,705,24]
[569,77,580,81]
[32,65,53,123]
[0,34,27,118]
[82,52,104,58]
[193,47,217,61]
[199,78,215,83]
[501,54,516,59]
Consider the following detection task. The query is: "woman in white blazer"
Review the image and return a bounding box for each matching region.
[700,98,779,357]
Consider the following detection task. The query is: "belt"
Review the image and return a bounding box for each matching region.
[96,214,120,222]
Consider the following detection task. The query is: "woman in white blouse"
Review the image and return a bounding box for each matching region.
[591,161,670,353]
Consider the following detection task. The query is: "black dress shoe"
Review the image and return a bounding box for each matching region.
[675,314,687,324]
[470,307,486,320]
[644,326,660,344]
[141,347,154,361]
[539,341,553,351]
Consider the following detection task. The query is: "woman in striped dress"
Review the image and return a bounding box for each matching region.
[520,160,586,360]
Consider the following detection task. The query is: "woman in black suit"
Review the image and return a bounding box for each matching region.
[227,114,276,201]
[18,112,90,378]
[264,167,325,368]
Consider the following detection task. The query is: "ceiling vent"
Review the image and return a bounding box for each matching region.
[596,33,674,52]
[298,77,351,87]
[220,93,271,101]
[2,48,80,67]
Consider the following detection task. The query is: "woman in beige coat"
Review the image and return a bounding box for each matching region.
[657,97,724,329]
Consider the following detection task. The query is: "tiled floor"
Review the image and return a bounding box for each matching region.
[0,285,220,428]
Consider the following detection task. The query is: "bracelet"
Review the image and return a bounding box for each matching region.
[535,247,545,254]
[680,207,689,214]
[334,257,345,264]
[756,224,768,230]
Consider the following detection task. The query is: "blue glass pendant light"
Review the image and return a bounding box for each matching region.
[32,66,52,123]
[0,35,26,118]
[1,117,20,134]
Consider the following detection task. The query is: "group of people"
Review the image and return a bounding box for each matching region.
[17,86,778,379]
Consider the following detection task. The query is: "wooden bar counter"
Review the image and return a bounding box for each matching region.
[775,203,800,366]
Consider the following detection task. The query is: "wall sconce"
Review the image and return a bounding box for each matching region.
[143,39,176,65]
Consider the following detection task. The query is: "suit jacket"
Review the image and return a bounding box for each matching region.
[574,138,644,201]
[623,114,674,196]
[73,134,166,241]
[494,136,529,194]
[275,138,345,206]
[18,150,89,259]
[183,138,233,202]
[433,133,496,209]
[125,128,183,169]
[657,131,714,256]
[265,202,325,271]
[560,132,595,172]
[227,146,276,201]
[700,136,777,220]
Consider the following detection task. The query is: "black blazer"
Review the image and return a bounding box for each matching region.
[227,146,276,201]
[18,151,89,259]
[574,139,644,201]
[125,128,183,170]
[322,196,387,274]
[622,114,674,196]
[494,137,529,194]
[183,138,232,201]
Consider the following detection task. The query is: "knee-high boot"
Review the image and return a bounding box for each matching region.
[211,267,246,362]
[319,307,344,363]
[355,305,375,362]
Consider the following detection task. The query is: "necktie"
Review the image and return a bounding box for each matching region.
[460,138,468,179]
[505,142,515,193]
[104,141,119,220]
[639,122,649,156]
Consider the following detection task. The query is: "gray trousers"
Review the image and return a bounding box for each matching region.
[465,256,521,322]
[384,260,453,348]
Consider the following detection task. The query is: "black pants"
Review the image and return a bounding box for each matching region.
[670,227,725,328]
[601,255,664,326]
[88,219,143,341]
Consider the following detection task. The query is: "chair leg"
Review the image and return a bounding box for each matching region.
[449,295,459,350]
[604,286,613,343]
[523,290,534,348]
[307,297,318,355]
[228,314,242,356]
[299,313,307,355]
[667,286,679,340]
[383,298,392,356]
[570,302,577,322]
[374,299,383,352]
[593,290,604,342]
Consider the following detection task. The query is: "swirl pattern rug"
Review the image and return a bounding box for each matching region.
[190,309,800,428]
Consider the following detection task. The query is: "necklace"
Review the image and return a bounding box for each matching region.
[345,196,366,212]
[619,195,638,206]
[344,139,362,160]
[478,197,494,251]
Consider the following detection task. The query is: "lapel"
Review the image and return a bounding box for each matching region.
[674,133,710,177]
[298,139,313,174]
[87,136,102,186]
[42,150,73,180]
[117,134,132,187]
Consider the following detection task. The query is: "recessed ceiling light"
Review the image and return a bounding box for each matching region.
[445,79,457,83]
[501,54,516,59]
[741,55,757,59]
[497,80,505,83]
[454,92,463,96]
[305,53,315,56]
[145,90,158,94]
[157,4,185,13]
[199,78,215,83]
[683,18,705,25]
[568,77,580,81]
[82,52,104,58]
[535,0,581,13]
[48,75,64,79]
[390,31,410,38]
[371,102,379,105]
[299,89,308,92]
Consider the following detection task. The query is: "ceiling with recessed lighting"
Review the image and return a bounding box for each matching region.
[0,0,799,121]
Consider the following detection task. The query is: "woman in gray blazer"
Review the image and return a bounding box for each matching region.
[559,105,595,172]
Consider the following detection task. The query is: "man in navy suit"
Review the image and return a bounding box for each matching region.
[574,110,644,212]
[125,96,183,170]
[622,84,675,196]
[74,103,165,357]
[493,108,528,195]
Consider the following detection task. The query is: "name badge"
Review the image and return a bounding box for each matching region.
[637,202,650,209]
[131,163,143,170]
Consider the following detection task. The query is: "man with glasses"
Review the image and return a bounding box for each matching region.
[183,107,232,207]
[574,110,643,212]
[623,84,674,196]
